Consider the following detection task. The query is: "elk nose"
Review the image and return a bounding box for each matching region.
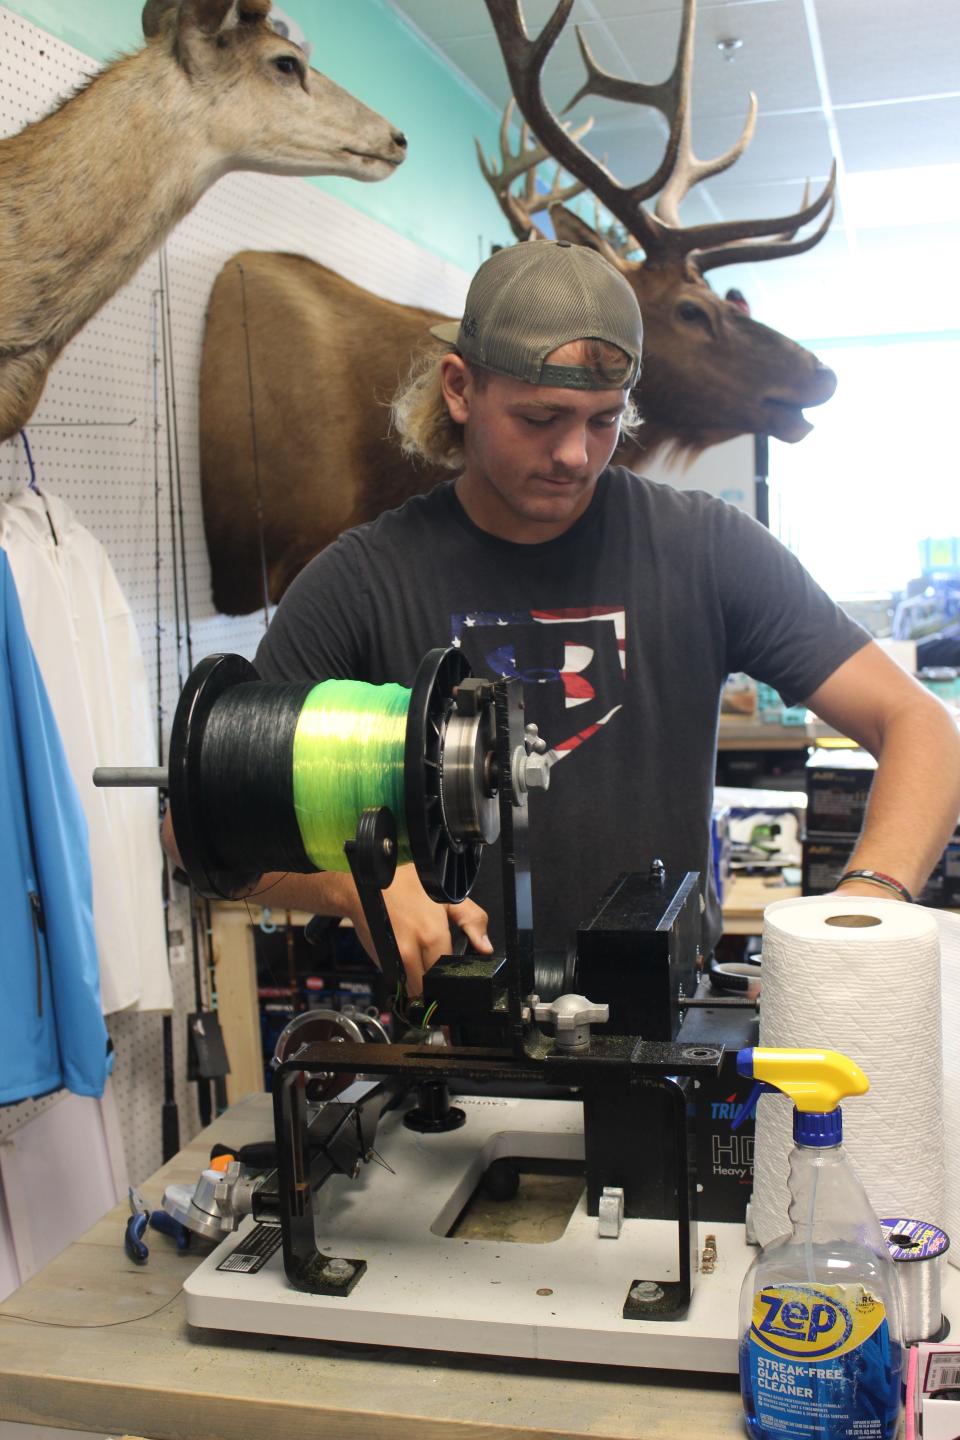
[392,130,408,150]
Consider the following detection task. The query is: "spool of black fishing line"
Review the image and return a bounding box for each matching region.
[199,678,316,876]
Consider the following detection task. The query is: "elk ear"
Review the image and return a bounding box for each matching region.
[549,205,629,272]
[142,0,178,38]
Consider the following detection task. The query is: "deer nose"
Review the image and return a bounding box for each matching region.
[392,130,408,150]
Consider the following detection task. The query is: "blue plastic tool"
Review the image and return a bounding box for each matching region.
[125,1187,150,1264]
[124,1186,190,1264]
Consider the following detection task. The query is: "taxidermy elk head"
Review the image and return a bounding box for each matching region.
[480,0,837,458]
[0,0,407,442]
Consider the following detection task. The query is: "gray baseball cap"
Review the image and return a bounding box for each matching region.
[430,240,642,390]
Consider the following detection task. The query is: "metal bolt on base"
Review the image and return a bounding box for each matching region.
[629,1280,665,1304]
[320,1257,355,1283]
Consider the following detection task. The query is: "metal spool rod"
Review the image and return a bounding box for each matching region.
[93,767,168,787]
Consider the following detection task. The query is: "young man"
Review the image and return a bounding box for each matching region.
[251,241,960,992]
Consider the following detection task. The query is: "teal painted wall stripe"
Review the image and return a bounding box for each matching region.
[2,0,516,271]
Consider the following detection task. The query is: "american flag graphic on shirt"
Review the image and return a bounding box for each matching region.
[450,606,626,765]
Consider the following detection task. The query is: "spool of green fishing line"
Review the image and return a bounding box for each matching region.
[292,679,413,871]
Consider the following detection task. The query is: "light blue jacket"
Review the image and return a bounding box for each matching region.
[0,548,110,1104]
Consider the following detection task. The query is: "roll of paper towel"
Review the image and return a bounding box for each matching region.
[752,895,944,1249]
[937,911,960,1268]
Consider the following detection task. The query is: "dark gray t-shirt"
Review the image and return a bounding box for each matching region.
[255,466,869,953]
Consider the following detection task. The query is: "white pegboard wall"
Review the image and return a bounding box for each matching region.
[0,6,470,1181]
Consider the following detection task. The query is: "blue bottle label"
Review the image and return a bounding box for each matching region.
[744,1284,900,1439]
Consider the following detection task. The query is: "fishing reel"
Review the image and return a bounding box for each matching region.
[95,647,552,907]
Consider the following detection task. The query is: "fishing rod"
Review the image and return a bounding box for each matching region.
[158,244,223,1128]
[151,285,179,1163]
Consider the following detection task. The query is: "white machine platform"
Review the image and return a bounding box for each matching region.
[184,1092,960,1373]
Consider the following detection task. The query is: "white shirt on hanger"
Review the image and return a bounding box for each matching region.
[0,488,172,1013]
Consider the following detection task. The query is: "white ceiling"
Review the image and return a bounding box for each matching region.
[386,0,960,340]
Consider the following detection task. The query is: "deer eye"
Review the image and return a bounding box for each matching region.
[272,54,302,79]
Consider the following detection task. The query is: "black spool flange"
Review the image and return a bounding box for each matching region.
[168,652,265,899]
[404,647,485,905]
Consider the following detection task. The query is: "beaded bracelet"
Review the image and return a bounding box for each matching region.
[836,868,914,904]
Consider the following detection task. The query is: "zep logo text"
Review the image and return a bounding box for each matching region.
[750,1287,865,1359]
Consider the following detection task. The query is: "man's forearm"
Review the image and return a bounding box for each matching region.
[842,698,960,895]
[241,868,359,920]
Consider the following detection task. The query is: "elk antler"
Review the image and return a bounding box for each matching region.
[484,0,836,273]
[476,99,593,242]
[693,177,837,272]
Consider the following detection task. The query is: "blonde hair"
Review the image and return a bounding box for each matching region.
[390,340,642,470]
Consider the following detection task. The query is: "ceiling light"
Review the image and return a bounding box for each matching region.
[716,37,743,62]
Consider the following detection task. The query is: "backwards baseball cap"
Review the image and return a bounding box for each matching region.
[430,240,642,391]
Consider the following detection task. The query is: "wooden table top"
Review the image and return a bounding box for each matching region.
[0,1094,744,1440]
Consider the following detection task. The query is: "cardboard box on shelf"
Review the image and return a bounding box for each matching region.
[713,787,805,885]
[720,672,757,717]
[801,836,851,896]
[806,747,877,836]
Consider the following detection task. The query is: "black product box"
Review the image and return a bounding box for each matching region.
[805,747,877,836]
[802,836,852,896]
[944,840,960,907]
[918,827,960,907]
[918,853,946,907]
[679,994,759,1223]
[803,829,960,904]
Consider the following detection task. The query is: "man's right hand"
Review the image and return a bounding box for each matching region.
[346,862,491,998]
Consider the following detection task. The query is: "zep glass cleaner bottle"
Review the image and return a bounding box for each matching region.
[737,1047,902,1440]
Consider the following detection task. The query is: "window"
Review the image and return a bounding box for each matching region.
[770,334,960,599]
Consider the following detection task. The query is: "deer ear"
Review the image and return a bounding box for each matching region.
[142,0,178,38]
[549,205,629,272]
[177,0,271,36]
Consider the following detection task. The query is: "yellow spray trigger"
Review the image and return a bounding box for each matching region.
[748,1047,869,1112]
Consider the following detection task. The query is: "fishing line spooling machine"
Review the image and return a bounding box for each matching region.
[93,644,747,1361]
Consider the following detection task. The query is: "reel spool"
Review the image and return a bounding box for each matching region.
[166,647,499,905]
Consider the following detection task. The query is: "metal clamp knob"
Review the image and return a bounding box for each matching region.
[532,992,609,1051]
